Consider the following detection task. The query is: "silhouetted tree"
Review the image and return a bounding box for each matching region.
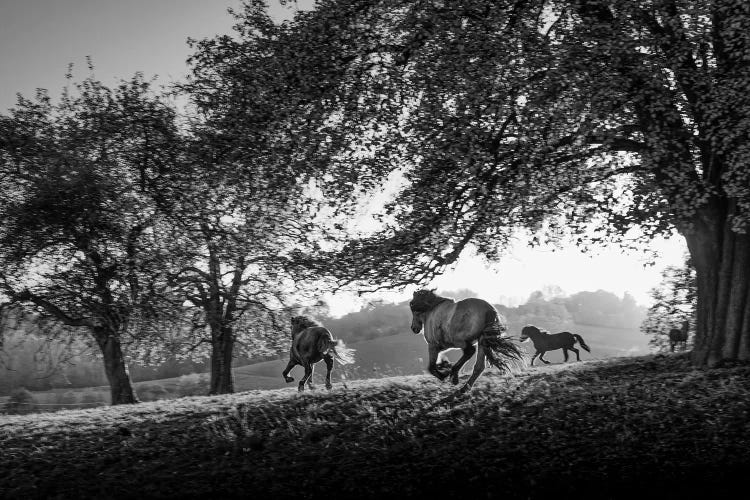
[0,75,180,404]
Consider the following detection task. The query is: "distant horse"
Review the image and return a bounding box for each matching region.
[519,325,591,366]
[668,320,689,352]
[409,289,523,393]
[282,316,355,392]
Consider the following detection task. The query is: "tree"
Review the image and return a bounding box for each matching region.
[642,255,697,352]
[245,0,750,366]
[165,3,340,394]
[0,75,181,404]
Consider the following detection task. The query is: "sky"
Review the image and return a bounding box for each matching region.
[0,0,688,316]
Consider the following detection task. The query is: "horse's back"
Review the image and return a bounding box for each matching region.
[435,297,505,346]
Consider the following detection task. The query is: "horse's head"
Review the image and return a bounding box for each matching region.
[291,315,319,337]
[409,309,424,334]
[519,325,541,342]
[409,289,438,334]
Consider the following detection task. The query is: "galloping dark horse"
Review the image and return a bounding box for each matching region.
[282,316,355,392]
[668,320,689,352]
[409,289,523,393]
[520,325,591,366]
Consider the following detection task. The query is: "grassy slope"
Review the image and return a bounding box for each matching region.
[3,323,648,406]
[230,322,650,391]
[2,353,749,499]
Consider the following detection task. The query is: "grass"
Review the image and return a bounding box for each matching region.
[2,352,749,499]
[2,322,647,410]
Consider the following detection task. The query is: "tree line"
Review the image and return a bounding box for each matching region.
[2,0,748,404]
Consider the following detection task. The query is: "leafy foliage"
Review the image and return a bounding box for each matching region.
[211,0,750,364]
[0,75,184,403]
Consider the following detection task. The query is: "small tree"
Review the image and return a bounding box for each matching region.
[642,256,697,352]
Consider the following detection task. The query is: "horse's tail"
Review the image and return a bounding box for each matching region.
[480,333,524,374]
[322,338,356,365]
[573,334,591,352]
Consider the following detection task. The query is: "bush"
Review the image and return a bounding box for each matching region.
[175,373,209,397]
[4,387,35,414]
[137,383,170,402]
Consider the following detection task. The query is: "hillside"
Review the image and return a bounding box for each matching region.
[232,321,650,390]
[2,353,749,499]
[0,323,650,410]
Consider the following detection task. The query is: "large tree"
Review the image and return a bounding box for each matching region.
[0,76,180,404]
[240,0,749,366]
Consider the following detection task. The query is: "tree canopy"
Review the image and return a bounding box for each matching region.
[224,0,749,365]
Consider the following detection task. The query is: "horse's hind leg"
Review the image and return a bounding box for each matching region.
[569,346,580,361]
[282,359,297,383]
[460,344,486,393]
[298,363,313,392]
[449,344,477,385]
[307,364,316,390]
[323,354,334,390]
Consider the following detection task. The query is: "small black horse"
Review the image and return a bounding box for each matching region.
[668,320,689,352]
[520,325,591,366]
[282,316,355,392]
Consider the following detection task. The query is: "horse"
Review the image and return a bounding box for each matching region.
[409,289,523,393]
[668,320,689,352]
[519,325,591,366]
[282,315,355,392]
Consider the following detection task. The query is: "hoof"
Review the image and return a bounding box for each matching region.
[284,376,294,383]
[298,385,305,392]
[450,373,459,385]
[325,384,332,390]
[458,384,472,394]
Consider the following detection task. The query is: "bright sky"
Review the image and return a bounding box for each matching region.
[0,0,688,315]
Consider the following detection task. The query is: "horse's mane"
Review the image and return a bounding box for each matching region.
[291,315,321,336]
[409,289,453,313]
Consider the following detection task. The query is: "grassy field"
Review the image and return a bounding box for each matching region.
[3,322,649,411]
[2,352,749,499]
[232,321,650,390]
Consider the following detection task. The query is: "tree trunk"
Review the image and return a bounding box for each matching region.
[94,327,139,405]
[209,324,235,395]
[684,204,750,366]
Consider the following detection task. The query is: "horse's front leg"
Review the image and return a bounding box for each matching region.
[530,351,540,366]
[460,344,486,393]
[282,359,297,383]
[323,354,334,390]
[427,344,449,381]
[562,348,570,362]
[538,351,550,364]
[449,344,477,385]
[569,346,580,361]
